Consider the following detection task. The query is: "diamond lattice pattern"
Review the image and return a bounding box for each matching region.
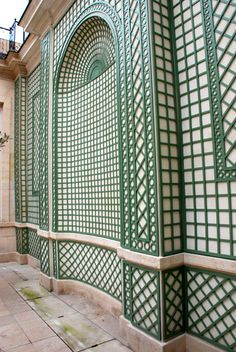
[163,269,184,339]
[123,262,160,339]
[28,229,41,260]
[40,238,50,275]
[58,241,122,300]
[186,268,236,350]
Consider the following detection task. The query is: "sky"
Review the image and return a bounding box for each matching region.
[0,0,29,28]
[0,0,29,42]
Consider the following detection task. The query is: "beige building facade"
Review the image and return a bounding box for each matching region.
[0,0,235,351]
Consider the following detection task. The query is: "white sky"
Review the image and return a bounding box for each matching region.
[0,0,29,42]
[0,0,29,28]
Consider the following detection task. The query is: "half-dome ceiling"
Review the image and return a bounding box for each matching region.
[58,16,115,93]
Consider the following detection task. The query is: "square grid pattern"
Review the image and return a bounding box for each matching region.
[32,93,40,193]
[14,79,21,222]
[123,262,160,339]
[27,65,41,225]
[57,241,122,301]
[56,64,120,239]
[14,77,27,223]
[163,268,185,340]
[200,0,236,178]
[152,0,182,255]
[173,0,236,258]
[39,32,50,230]
[53,0,159,255]
[212,0,236,173]
[186,267,236,351]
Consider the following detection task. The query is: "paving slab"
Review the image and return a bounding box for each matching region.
[48,313,113,351]
[57,294,127,345]
[0,322,29,351]
[14,311,55,343]
[0,263,133,352]
[27,295,76,320]
[13,280,50,301]
[86,340,133,352]
[0,300,10,318]
[8,336,72,352]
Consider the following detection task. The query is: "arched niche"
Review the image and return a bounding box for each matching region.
[54,16,121,240]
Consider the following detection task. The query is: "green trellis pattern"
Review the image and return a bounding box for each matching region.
[212,0,236,172]
[40,238,50,276]
[52,5,125,235]
[28,229,41,260]
[173,0,236,259]
[14,79,20,222]
[121,0,159,254]
[151,0,182,255]
[39,32,50,231]
[185,267,236,351]
[55,18,120,238]
[57,241,122,301]
[201,0,236,178]
[32,93,40,194]
[123,262,160,340]
[52,240,58,278]
[163,268,185,340]
[14,77,27,223]
[213,0,236,172]
[16,228,28,254]
[53,0,159,255]
[27,66,41,225]
[53,0,122,72]
[58,17,115,90]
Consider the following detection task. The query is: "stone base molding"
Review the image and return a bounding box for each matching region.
[119,317,224,352]
[39,273,122,318]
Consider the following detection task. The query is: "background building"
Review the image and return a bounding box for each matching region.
[0,0,235,351]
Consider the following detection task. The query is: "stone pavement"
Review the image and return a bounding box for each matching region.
[0,262,132,352]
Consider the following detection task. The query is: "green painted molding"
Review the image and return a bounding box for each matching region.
[27,65,41,225]
[14,76,27,223]
[201,0,236,180]
[39,31,50,231]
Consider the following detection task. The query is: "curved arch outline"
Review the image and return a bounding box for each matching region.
[53,3,125,239]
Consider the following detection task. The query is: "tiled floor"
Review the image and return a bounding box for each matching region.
[0,263,132,352]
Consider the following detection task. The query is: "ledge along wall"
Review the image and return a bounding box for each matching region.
[13,0,236,351]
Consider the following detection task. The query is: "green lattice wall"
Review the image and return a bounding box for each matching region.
[55,17,120,239]
[16,228,28,254]
[185,267,236,351]
[13,1,236,350]
[39,32,50,231]
[151,0,183,256]
[14,77,27,223]
[122,263,236,350]
[163,267,185,340]
[53,0,159,255]
[173,0,236,259]
[28,229,41,260]
[27,66,41,225]
[55,240,122,301]
[40,237,50,276]
[123,262,161,340]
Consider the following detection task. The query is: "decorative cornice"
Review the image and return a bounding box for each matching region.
[0,53,27,80]
[19,0,76,38]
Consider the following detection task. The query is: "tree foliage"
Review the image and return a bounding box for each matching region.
[0,131,10,150]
